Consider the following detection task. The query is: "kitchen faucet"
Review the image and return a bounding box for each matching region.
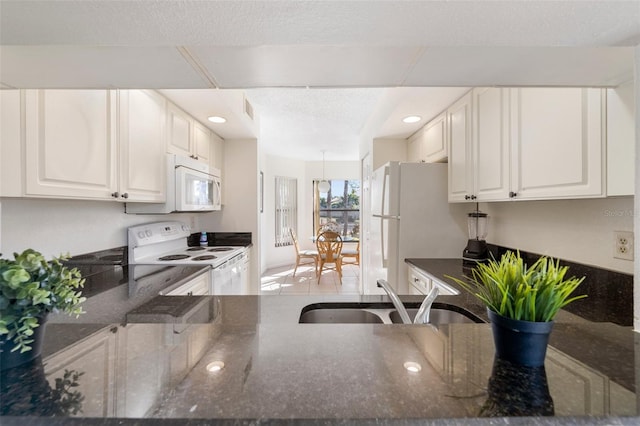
[376,279,439,325]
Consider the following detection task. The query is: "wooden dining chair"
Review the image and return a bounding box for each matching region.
[315,231,343,284]
[290,228,318,277]
[341,241,360,266]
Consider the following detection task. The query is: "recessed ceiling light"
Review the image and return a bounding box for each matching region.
[402,115,422,124]
[403,361,422,373]
[208,116,227,124]
[206,361,225,372]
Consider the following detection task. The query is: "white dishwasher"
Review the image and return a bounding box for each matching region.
[212,248,249,295]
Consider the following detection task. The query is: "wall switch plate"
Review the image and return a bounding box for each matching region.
[614,231,634,261]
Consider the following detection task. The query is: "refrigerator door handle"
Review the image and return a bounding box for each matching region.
[380,217,388,268]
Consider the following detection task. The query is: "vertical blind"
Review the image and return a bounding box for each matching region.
[275,176,297,247]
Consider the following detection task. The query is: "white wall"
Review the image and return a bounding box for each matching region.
[483,197,634,275]
[372,138,407,170]
[0,198,200,259]
[201,138,260,292]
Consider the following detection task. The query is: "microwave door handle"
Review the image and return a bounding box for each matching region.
[214,179,222,206]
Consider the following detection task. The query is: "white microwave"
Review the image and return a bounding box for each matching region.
[126,154,221,214]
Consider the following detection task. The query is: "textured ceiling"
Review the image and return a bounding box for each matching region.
[1,0,639,160]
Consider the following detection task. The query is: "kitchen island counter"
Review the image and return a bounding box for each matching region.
[1,262,638,425]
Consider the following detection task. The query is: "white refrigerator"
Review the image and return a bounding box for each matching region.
[366,162,468,295]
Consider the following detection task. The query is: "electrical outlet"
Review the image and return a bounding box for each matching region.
[614,231,634,261]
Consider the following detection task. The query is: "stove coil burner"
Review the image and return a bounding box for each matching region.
[158,254,191,261]
[192,255,217,261]
[187,247,206,252]
[208,247,234,252]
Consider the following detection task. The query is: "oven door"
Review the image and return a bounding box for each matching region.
[175,165,219,211]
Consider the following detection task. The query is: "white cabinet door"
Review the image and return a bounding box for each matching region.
[166,102,192,158]
[193,120,211,164]
[447,91,473,202]
[422,111,447,163]
[166,100,212,166]
[510,88,605,200]
[44,326,118,417]
[407,112,447,163]
[473,87,511,201]
[24,90,118,200]
[118,90,166,202]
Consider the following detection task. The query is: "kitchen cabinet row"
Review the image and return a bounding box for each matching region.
[0,89,224,202]
[406,83,635,201]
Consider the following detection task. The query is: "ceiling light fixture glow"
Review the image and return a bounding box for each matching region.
[206,361,225,372]
[318,150,330,193]
[403,361,422,373]
[402,115,422,124]
[208,116,227,124]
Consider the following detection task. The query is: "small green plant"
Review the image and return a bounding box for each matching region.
[447,251,586,322]
[0,249,86,353]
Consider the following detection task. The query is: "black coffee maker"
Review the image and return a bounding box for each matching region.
[463,206,489,264]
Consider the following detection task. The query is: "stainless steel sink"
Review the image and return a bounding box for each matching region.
[388,308,477,325]
[299,308,384,324]
[298,303,482,325]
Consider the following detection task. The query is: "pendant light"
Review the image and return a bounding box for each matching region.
[318,151,331,193]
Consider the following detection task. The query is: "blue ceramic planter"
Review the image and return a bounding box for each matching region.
[487,308,554,367]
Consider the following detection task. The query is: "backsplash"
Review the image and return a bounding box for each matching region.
[488,244,633,326]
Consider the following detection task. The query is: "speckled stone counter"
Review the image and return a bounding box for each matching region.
[1,259,638,425]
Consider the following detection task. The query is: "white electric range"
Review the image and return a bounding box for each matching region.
[128,221,249,295]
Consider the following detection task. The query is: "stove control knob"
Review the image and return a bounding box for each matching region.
[137,231,145,239]
[145,230,152,237]
[181,225,189,231]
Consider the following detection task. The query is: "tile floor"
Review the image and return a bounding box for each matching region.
[260,262,361,295]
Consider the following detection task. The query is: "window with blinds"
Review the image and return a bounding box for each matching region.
[275,176,297,247]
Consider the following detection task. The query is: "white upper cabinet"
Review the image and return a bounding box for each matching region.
[21,89,166,202]
[447,91,473,202]
[193,120,212,164]
[510,88,605,200]
[166,102,192,157]
[24,90,118,200]
[407,111,447,163]
[167,101,212,165]
[449,87,609,203]
[473,87,511,201]
[118,90,166,202]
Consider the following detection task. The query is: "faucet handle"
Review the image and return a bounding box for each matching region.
[413,286,439,324]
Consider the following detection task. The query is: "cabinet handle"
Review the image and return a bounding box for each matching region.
[509,191,518,198]
[470,195,477,200]
[464,195,470,200]
[187,291,193,296]
[414,278,419,282]
[121,192,129,199]
[111,192,119,198]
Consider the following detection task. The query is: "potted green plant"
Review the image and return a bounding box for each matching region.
[447,250,586,366]
[0,249,85,369]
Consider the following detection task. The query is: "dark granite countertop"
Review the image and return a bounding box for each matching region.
[1,258,638,425]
